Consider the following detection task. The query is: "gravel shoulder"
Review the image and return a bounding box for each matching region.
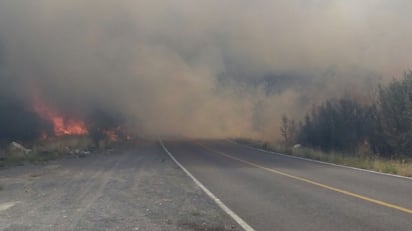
[0,140,241,231]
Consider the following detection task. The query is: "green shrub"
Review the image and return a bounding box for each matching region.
[382,164,398,174]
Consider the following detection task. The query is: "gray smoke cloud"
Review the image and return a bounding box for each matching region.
[0,0,411,140]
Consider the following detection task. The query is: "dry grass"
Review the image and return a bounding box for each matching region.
[236,139,412,177]
[27,136,95,163]
[0,136,96,167]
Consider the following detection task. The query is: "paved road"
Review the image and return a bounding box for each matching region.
[163,139,412,231]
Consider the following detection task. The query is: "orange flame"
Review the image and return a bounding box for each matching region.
[102,126,133,142]
[103,129,119,142]
[33,96,88,136]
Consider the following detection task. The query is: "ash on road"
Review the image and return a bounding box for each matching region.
[0,140,241,231]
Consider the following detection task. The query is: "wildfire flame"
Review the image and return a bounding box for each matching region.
[103,129,119,142]
[102,126,133,142]
[33,96,88,136]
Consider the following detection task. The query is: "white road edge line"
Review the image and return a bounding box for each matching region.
[229,140,412,181]
[159,139,255,231]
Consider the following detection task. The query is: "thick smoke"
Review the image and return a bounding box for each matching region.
[0,1,411,140]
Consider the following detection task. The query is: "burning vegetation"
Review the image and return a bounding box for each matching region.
[33,95,89,137]
[29,94,133,144]
[0,89,134,167]
[0,95,136,167]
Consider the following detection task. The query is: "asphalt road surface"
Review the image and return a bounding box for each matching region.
[163,139,412,231]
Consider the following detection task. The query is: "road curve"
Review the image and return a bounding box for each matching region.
[163,139,412,231]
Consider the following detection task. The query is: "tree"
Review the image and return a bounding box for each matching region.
[290,71,412,158]
[371,71,412,157]
[295,98,371,153]
[280,115,297,146]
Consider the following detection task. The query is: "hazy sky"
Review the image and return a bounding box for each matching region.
[0,0,411,139]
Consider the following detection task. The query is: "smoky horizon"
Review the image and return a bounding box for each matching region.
[0,0,411,142]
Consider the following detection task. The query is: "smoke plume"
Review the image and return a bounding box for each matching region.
[0,0,411,140]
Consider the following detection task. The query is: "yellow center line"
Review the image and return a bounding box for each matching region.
[196,142,412,215]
